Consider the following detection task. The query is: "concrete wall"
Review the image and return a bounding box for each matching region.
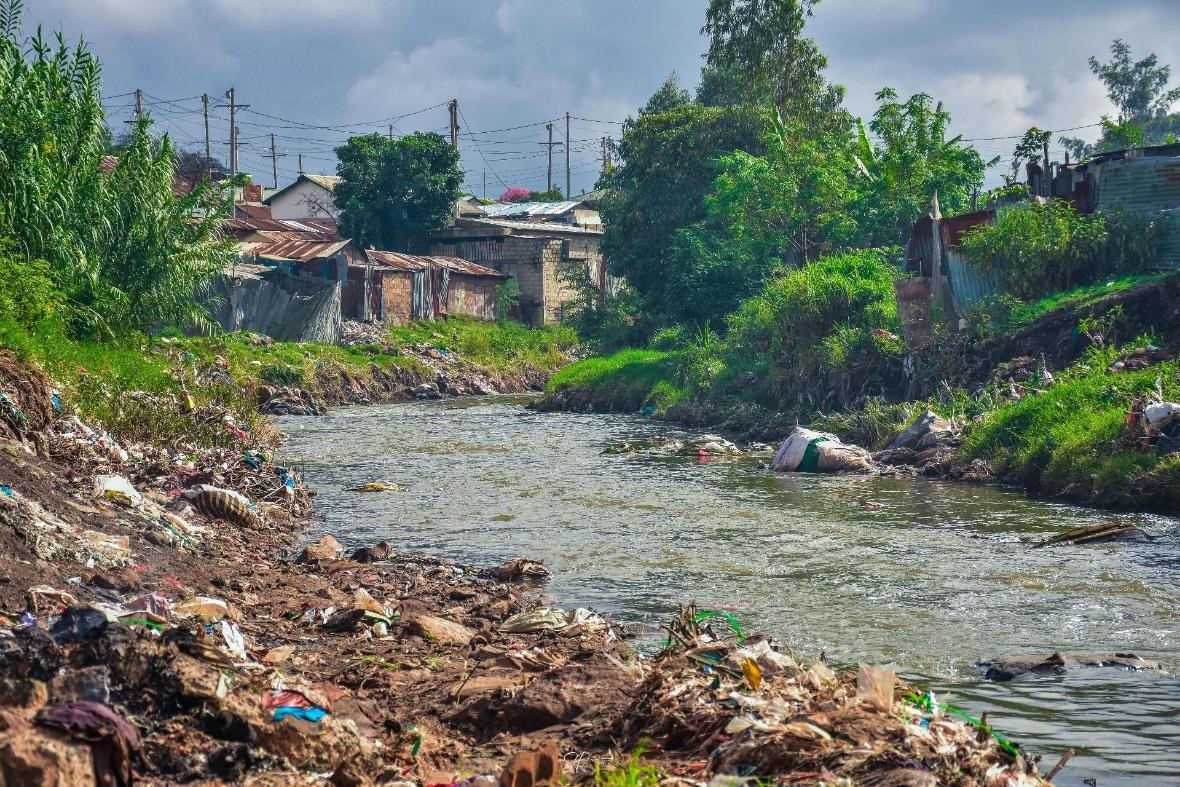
[268,183,337,220]
[429,233,603,325]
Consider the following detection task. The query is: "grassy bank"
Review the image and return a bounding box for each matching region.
[0,316,575,449]
[962,349,1180,508]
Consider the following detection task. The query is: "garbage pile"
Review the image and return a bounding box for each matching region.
[772,426,873,473]
[617,605,1053,786]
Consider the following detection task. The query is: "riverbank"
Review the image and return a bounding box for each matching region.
[0,341,1065,784]
[538,275,1180,516]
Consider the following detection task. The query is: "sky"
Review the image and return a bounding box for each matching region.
[25,0,1180,194]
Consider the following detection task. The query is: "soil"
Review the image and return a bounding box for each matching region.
[0,355,1059,786]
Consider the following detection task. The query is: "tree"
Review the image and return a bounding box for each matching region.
[702,0,847,131]
[598,103,765,326]
[528,188,565,202]
[499,187,531,203]
[1062,39,1180,157]
[847,89,987,245]
[334,132,461,250]
[640,72,691,116]
[1009,127,1052,182]
[174,149,228,184]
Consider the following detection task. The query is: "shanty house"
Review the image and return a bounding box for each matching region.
[366,251,506,324]
[263,174,342,220]
[428,216,605,325]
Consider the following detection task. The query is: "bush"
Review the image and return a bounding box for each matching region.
[722,249,905,409]
[958,201,1159,299]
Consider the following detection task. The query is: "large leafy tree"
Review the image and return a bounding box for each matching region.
[598,103,765,323]
[1062,39,1180,157]
[334,132,460,251]
[702,0,846,130]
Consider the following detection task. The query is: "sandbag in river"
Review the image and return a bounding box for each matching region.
[772,426,873,473]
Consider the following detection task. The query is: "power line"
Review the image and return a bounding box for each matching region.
[457,106,510,191]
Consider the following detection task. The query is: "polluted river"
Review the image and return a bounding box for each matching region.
[277,396,1180,787]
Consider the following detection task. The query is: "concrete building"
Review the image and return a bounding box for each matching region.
[429,216,605,325]
[263,174,341,220]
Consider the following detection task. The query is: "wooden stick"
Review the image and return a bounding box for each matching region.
[1044,748,1075,782]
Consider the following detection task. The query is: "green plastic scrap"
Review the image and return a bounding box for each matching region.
[904,692,1020,757]
[693,609,745,643]
[119,618,167,631]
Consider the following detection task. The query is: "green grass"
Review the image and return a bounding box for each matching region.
[546,349,685,412]
[388,317,576,373]
[1008,273,1172,326]
[1,315,576,449]
[962,350,1180,506]
[594,748,662,787]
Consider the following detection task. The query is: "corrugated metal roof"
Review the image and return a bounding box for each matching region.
[304,174,342,191]
[478,200,584,218]
[458,217,603,236]
[224,216,343,237]
[247,234,352,262]
[366,250,506,277]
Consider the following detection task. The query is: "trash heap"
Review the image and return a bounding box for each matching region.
[616,605,1052,787]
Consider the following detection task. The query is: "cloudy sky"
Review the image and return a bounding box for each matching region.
[26,0,1180,194]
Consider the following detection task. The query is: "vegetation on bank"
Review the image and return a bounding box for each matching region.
[1,313,573,449]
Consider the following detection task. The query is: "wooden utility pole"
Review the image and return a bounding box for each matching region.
[565,112,571,198]
[264,133,281,189]
[298,154,304,175]
[134,88,143,121]
[601,136,612,175]
[388,124,394,140]
[483,171,487,200]
[201,94,211,178]
[448,99,459,150]
[219,87,249,178]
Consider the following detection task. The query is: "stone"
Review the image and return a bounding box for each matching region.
[0,714,96,786]
[49,666,110,704]
[490,655,639,733]
[297,534,344,563]
[406,614,476,647]
[0,678,48,709]
[888,410,954,451]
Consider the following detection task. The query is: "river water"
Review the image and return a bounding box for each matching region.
[277,397,1180,786]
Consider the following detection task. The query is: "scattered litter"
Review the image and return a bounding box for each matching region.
[348,481,401,492]
[186,485,262,528]
[93,474,143,507]
[173,596,231,622]
[498,607,607,634]
[48,606,109,644]
[492,557,552,582]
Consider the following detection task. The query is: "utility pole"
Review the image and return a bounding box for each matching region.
[483,171,487,200]
[218,87,249,179]
[601,137,612,176]
[448,99,459,150]
[546,123,554,191]
[388,124,394,141]
[134,88,143,121]
[1042,138,1051,198]
[539,123,563,192]
[298,154,304,175]
[565,112,571,198]
[263,132,282,190]
[201,94,211,178]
